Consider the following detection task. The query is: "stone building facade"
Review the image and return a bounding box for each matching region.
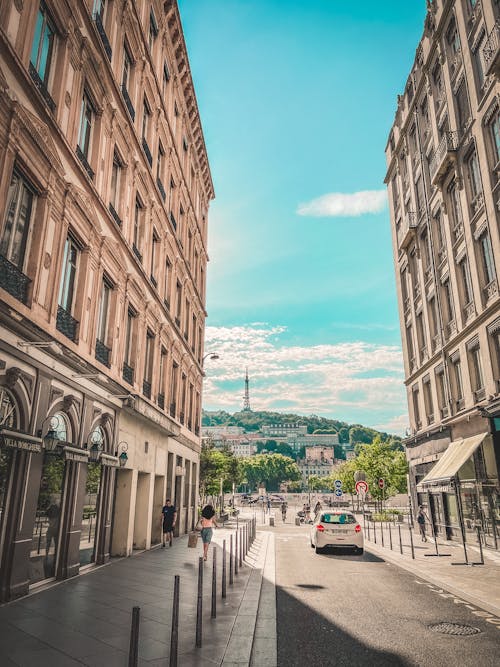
[385,0,499,548]
[0,0,213,600]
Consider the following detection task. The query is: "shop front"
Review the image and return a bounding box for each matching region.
[417,432,499,550]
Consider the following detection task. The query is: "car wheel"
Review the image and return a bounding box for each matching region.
[357,548,364,555]
[315,545,323,554]
[310,540,314,549]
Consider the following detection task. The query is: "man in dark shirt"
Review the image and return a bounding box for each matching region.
[161,499,177,547]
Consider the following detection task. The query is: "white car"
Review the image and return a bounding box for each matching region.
[310,511,364,555]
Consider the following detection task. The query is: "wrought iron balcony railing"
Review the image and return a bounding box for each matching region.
[143,379,152,399]
[157,393,165,409]
[429,132,458,184]
[170,401,176,418]
[56,305,78,342]
[76,145,94,180]
[397,211,418,249]
[484,20,500,75]
[121,85,135,121]
[95,338,111,367]
[0,254,31,304]
[142,137,153,167]
[123,362,134,385]
[179,410,185,425]
[94,12,112,61]
[109,203,122,226]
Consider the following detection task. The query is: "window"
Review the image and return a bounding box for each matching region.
[142,98,150,142]
[428,296,439,343]
[479,232,496,286]
[148,9,158,52]
[489,109,500,166]
[123,46,134,92]
[459,258,474,306]
[163,62,170,95]
[78,91,94,161]
[488,325,500,386]
[447,181,463,238]
[468,342,485,392]
[133,197,143,260]
[455,81,470,134]
[58,236,79,313]
[124,307,136,372]
[473,32,486,90]
[442,279,455,324]
[412,387,421,429]
[164,259,171,308]
[151,231,159,286]
[143,330,154,397]
[447,20,460,56]
[96,278,111,344]
[158,347,167,406]
[423,376,434,423]
[451,356,464,403]
[170,362,179,414]
[30,3,55,85]
[415,176,425,217]
[416,312,426,358]
[406,325,415,370]
[467,150,482,202]
[175,281,182,324]
[93,0,106,21]
[157,142,164,182]
[434,211,446,253]
[0,170,34,270]
[391,175,399,211]
[184,297,189,337]
[109,153,122,218]
[435,368,447,417]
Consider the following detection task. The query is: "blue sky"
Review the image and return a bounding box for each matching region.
[178,0,427,434]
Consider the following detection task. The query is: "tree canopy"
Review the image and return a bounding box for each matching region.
[240,453,301,492]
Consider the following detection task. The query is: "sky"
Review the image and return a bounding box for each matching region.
[178,0,428,435]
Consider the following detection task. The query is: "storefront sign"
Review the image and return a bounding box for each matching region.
[0,429,42,453]
[63,446,89,463]
[417,483,453,494]
[100,453,120,467]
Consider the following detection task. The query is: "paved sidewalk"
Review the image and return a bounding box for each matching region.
[362,519,500,618]
[0,516,273,666]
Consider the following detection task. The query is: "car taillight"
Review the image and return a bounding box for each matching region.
[355,524,361,533]
[316,524,325,532]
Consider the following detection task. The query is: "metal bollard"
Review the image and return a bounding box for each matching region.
[128,606,140,667]
[196,557,203,647]
[381,523,385,547]
[222,539,227,598]
[211,548,217,619]
[388,522,393,550]
[235,530,239,575]
[366,519,370,541]
[374,521,377,544]
[398,524,403,554]
[229,534,234,585]
[239,528,243,567]
[476,526,484,565]
[409,526,415,559]
[170,576,180,667]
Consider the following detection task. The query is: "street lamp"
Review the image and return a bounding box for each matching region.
[202,351,220,365]
[38,415,62,452]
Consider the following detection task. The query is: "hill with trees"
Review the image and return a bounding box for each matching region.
[202,409,403,449]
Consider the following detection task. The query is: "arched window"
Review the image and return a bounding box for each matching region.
[52,412,69,442]
[0,388,18,428]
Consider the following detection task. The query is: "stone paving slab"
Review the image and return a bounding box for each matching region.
[0,517,269,666]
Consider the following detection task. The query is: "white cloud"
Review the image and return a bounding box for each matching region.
[297,189,388,218]
[373,414,410,437]
[202,323,407,434]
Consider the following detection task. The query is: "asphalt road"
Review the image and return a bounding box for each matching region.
[273,518,500,667]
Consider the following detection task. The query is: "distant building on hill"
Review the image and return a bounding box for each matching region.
[305,446,335,463]
[287,432,339,452]
[262,423,308,437]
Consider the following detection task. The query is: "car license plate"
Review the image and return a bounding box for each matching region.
[331,529,348,534]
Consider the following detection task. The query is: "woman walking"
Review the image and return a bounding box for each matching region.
[200,504,218,561]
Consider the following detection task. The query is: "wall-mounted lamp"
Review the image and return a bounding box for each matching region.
[115,441,129,467]
[38,415,62,452]
[88,429,104,462]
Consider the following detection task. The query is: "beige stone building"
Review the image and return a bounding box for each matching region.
[385,0,499,549]
[0,0,213,600]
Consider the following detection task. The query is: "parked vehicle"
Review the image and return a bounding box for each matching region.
[310,511,364,555]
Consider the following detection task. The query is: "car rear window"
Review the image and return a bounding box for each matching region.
[320,513,356,524]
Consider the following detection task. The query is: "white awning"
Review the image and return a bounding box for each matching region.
[417,432,490,490]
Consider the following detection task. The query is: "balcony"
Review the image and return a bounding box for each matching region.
[95,338,111,367]
[484,279,498,303]
[446,319,457,339]
[474,387,486,402]
[28,63,55,112]
[121,85,135,121]
[397,211,418,249]
[142,137,153,167]
[76,146,94,180]
[123,362,134,385]
[143,379,151,399]
[109,203,122,227]
[429,132,458,185]
[456,398,465,411]
[56,305,78,342]
[157,393,165,410]
[463,301,476,323]
[170,402,176,418]
[0,254,31,304]
[470,191,484,218]
[179,411,185,425]
[132,243,142,263]
[157,177,166,202]
[440,406,449,420]
[484,20,500,76]
[94,12,112,61]
[432,334,440,353]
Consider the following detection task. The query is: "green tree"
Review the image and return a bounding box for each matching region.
[276,443,294,458]
[338,427,350,443]
[240,454,300,492]
[199,445,243,501]
[349,426,376,445]
[308,475,330,491]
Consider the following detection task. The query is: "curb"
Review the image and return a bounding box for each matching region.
[250,531,277,667]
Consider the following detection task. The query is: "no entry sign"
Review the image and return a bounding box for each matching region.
[355,480,368,494]
[378,478,385,489]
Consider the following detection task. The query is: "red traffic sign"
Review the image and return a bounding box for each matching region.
[355,480,368,494]
[378,478,385,489]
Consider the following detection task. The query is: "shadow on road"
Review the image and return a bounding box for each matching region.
[277,585,411,667]
[315,549,385,563]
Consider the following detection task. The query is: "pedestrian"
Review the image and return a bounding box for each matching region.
[161,498,177,547]
[281,501,287,523]
[267,496,271,513]
[417,505,427,542]
[314,501,322,516]
[200,504,218,561]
